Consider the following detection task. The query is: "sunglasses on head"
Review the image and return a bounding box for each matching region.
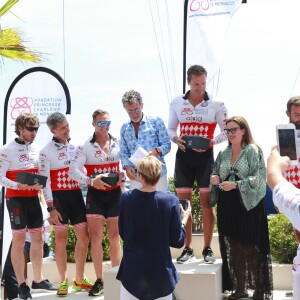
[97,121,111,127]
[25,126,39,132]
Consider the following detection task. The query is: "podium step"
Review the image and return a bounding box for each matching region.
[104,259,223,300]
[27,233,292,293]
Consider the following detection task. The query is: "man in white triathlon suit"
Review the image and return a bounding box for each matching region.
[168,65,228,264]
[38,112,91,297]
[70,109,124,297]
[0,113,56,300]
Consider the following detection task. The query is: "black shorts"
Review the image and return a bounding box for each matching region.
[6,196,43,230]
[86,187,121,219]
[174,148,214,188]
[53,189,87,225]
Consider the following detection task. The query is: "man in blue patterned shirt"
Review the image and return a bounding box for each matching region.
[120,90,171,191]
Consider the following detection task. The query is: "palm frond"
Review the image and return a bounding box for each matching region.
[0,0,19,17]
[0,27,42,63]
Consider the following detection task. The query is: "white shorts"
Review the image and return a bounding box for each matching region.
[120,284,172,300]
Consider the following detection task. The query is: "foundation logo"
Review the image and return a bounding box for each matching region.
[10,97,33,120]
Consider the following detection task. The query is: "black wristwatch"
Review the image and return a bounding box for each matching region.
[47,206,56,213]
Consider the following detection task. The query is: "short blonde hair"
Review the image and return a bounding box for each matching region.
[137,156,162,186]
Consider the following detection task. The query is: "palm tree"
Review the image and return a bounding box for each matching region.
[0,0,42,64]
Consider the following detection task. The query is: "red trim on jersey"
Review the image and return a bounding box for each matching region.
[85,162,120,191]
[50,167,80,191]
[180,122,217,139]
[284,166,300,188]
[5,169,39,198]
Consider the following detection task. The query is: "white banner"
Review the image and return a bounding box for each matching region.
[1,67,71,273]
[184,0,242,90]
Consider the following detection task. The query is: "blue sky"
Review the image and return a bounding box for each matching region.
[1,0,300,173]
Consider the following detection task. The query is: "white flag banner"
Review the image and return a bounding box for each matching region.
[1,67,71,273]
[184,0,243,91]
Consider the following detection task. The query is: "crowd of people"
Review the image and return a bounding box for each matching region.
[0,64,299,300]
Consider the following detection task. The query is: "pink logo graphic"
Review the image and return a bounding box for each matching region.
[95,150,105,158]
[10,97,33,120]
[190,0,210,12]
[19,154,29,162]
[181,108,193,115]
[58,153,67,160]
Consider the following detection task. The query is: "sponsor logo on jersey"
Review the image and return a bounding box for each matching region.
[19,154,29,162]
[181,108,193,115]
[58,152,68,160]
[186,116,203,122]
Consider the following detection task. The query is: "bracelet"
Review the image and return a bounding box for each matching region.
[155,147,162,155]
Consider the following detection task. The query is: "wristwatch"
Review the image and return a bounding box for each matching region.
[47,206,56,213]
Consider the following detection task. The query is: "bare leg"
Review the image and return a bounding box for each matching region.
[200,191,216,249]
[11,232,26,285]
[176,191,193,248]
[54,227,68,282]
[87,217,105,280]
[74,224,90,282]
[29,230,44,283]
[106,218,122,267]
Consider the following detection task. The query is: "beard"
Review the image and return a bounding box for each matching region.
[290,119,300,129]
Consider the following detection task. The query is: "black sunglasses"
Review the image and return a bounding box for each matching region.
[25,126,39,132]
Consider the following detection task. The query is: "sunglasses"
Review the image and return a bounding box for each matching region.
[127,108,142,115]
[97,121,111,127]
[25,126,39,132]
[224,127,240,135]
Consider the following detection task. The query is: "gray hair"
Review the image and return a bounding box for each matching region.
[122,90,143,105]
[46,112,67,130]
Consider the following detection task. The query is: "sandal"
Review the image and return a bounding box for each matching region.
[227,292,249,300]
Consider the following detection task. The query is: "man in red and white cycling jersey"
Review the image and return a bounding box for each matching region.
[39,112,91,296]
[0,113,56,299]
[168,65,228,264]
[70,109,124,296]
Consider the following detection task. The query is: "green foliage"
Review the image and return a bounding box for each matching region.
[268,214,298,264]
[49,223,111,263]
[168,177,203,233]
[0,0,42,64]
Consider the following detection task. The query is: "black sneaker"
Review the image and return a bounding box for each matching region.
[202,247,216,263]
[31,279,58,292]
[18,282,32,300]
[88,279,104,296]
[177,247,196,264]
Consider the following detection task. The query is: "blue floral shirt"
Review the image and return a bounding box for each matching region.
[120,115,171,176]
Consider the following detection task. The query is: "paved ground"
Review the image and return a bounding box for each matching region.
[30,289,293,300]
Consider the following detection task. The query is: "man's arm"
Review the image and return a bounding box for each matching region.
[167,101,180,143]
[120,124,136,180]
[155,117,171,156]
[212,100,228,145]
[0,148,19,190]
[267,146,300,231]
[38,149,62,225]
